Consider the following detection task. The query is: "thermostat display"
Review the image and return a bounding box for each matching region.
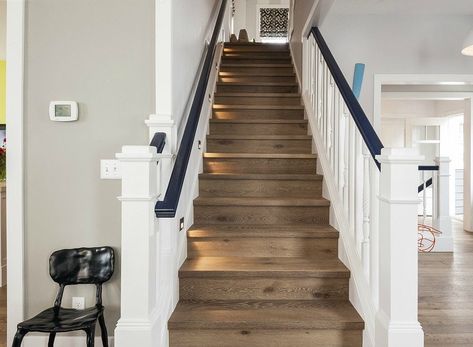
[49,101,79,121]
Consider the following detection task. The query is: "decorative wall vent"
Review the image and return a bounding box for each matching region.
[259,8,289,38]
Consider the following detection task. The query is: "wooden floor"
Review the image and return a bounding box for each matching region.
[419,218,473,346]
[0,286,5,347]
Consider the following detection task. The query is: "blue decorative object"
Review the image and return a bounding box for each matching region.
[352,63,365,100]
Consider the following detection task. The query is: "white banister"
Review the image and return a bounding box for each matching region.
[432,157,453,251]
[115,146,160,346]
[302,29,425,347]
[375,148,424,347]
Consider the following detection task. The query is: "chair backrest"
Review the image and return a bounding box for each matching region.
[49,247,115,285]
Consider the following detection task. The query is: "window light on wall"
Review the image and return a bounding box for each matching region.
[462,29,473,56]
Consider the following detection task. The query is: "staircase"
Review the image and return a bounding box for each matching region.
[168,42,364,346]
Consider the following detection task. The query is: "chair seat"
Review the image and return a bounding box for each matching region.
[18,306,104,332]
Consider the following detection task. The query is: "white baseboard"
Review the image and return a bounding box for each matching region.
[23,335,114,347]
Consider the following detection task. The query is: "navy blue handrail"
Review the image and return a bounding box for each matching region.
[309,27,384,170]
[150,132,166,154]
[155,0,228,218]
[418,165,439,193]
[418,178,433,194]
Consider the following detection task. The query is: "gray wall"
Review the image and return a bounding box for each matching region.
[319,13,473,121]
[290,0,314,78]
[173,0,219,133]
[24,0,155,333]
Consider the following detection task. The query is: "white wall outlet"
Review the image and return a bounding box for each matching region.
[101,159,121,179]
[72,297,85,310]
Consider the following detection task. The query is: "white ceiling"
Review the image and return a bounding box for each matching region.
[331,0,473,15]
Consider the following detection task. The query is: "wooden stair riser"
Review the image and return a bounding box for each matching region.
[194,205,329,225]
[222,57,292,65]
[224,45,290,52]
[206,138,312,154]
[170,329,363,347]
[217,83,298,93]
[179,276,348,301]
[212,108,304,120]
[220,65,294,74]
[219,75,296,83]
[199,178,322,198]
[209,121,308,135]
[204,157,316,174]
[188,237,337,258]
[214,95,301,106]
[223,52,291,58]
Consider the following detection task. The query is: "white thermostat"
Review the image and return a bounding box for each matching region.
[49,101,79,122]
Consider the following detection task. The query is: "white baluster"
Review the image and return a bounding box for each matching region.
[362,145,371,277]
[343,105,349,215]
[355,131,364,254]
[432,157,453,251]
[422,171,427,223]
[349,120,356,238]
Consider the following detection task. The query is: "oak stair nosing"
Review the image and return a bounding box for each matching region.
[217,81,298,87]
[220,63,293,68]
[213,104,304,110]
[203,153,316,159]
[194,197,330,207]
[214,92,301,97]
[179,257,349,279]
[169,300,363,330]
[198,173,322,181]
[210,119,307,124]
[206,135,311,140]
[188,225,339,239]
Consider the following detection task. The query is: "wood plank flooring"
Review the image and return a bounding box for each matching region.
[419,218,473,346]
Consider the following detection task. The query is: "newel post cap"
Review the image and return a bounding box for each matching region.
[116,146,158,161]
[375,147,424,165]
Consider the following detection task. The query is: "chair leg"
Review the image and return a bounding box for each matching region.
[11,329,27,347]
[98,315,108,347]
[85,325,95,347]
[48,332,56,347]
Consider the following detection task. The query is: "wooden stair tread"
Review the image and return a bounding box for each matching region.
[194,197,329,207]
[206,135,311,140]
[217,81,298,86]
[214,92,300,97]
[188,224,338,239]
[213,104,303,110]
[221,63,293,68]
[199,173,322,181]
[219,72,296,77]
[204,153,316,159]
[169,300,363,330]
[210,119,307,124]
[180,256,348,278]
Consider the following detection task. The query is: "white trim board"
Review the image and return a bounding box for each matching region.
[6,0,25,344]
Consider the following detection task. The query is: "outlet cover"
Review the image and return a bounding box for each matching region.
[72,297,85,310]
[101,160,121,179]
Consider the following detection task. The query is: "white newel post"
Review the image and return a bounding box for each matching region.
[114,146,159,347]
[432,157,453,252]
[375,148,424,347]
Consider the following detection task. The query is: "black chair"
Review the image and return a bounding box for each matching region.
[12,247,115,347]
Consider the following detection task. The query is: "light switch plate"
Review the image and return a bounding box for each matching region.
[101,160,121,179]
[72,297,85,310]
